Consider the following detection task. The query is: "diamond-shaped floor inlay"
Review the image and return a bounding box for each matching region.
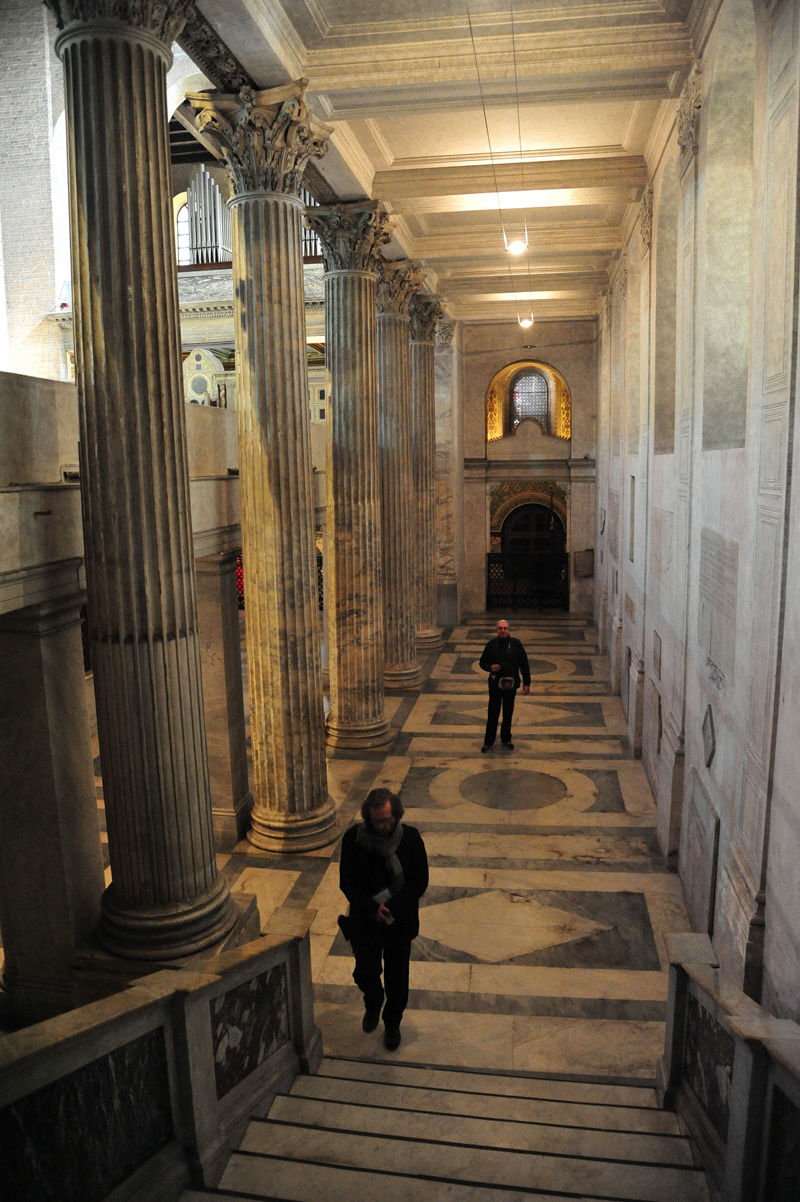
[420,890,612,964]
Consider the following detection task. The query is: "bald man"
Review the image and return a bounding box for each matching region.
[479,619,531,751]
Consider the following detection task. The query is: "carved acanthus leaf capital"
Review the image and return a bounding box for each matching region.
[375,259,425,317]
[435,320,455,347]
[409,295,445,343]
[605,294,613,329]
[304,201,393,274]
[640,183,653,254]
[46,0,194,45]
[617,251,628,300]
[187,81,332,198]
[677,62,703,161]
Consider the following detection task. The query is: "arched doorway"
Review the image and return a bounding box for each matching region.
[488,503,569,610]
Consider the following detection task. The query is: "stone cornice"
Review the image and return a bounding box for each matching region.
[304,201,393,274]
[375,259,425,318]
[45,0,194,45]
[409,295,445,343]
[187,81,332,198]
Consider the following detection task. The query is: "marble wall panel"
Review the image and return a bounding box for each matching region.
[0,1028,172,1202]
[682,990,735,1143]
[680,771,720,936]
[211,962,290,1099]
[764,1083,800,1202]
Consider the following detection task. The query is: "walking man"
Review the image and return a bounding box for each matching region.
[339,788,429,1051]
[479,619,531,751]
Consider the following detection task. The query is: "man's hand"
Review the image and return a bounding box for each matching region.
[491,663,501,672]
[522,685,530,695]
[376,903,392,922]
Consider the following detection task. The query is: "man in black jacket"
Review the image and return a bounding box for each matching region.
[339,788,429,1051]
[479,618,531,751]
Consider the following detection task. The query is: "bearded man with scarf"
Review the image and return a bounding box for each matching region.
[338,788,429,1051]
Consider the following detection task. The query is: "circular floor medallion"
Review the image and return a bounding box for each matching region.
[460,768,568,810]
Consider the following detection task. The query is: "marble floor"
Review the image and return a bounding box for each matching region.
[92,614,690,1081]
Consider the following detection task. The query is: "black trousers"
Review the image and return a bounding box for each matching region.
[484,683,517,746]
[351,927,411,1029]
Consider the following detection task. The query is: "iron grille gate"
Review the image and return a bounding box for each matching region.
[486,552,569,611]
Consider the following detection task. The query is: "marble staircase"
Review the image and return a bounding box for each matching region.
[180,1055,710,1201]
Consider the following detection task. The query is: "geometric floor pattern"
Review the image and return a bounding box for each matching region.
[103,614,693,1081]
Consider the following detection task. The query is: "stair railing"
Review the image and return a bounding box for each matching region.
[658,932,800,1201]
[0,908,321,1201]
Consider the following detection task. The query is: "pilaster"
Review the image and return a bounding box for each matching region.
[189,81,336,851]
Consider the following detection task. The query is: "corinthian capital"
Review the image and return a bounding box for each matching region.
[677,62,703,162]
[375,259,425,318]
[187,81,332,198]
[409,294,445,343]
[304,201,394,273]
[45,0,194,45]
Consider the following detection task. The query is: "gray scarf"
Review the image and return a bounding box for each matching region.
[356,819,405,894]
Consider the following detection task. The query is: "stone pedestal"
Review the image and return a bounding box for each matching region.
[376,260,425,689]
[49,1,237,959]
[189,82,336,851]
[305,201,393,747]
[410,294,445,650]
[0,595,105,1023]
[196,552,252,850]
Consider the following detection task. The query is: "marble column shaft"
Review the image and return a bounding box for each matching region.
[196,552,252,850]
[410,295,446,650]
[377,260,425,689]
[48,2,236,959]
[304,201,392,747]
[190,83,335,851]
[0,595,105,1022]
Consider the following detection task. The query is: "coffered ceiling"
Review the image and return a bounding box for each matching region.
[195,0,700,323]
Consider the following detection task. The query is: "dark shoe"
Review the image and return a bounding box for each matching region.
[384,1025,402,1051]
[481,744,491,753]
[362,1008,381,1033]
[503,741,514,750]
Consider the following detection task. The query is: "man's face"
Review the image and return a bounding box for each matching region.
[496,621,510,639]
[369,799,395,836]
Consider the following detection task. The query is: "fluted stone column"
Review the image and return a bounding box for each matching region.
[189,83,336,851]
[410,294,446,650]
[47,0,237,959]
[304,202,393,747]
[376,260,426,688]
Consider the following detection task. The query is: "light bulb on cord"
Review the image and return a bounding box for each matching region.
[506,238,527,256]
[518,315,534,329]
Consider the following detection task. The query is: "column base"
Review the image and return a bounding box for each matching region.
[385,660,422,689]
[96,873,239,962]
[325,714,394,750]
[72,893,261,1008]
[248,798,338,853]
[212,790,253,852]
[416,625,444,650]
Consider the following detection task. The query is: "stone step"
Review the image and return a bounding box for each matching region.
[289,1071,680,1134]
[235,1123,709,1202]
[320,1055,659,1107]
[268,1093,694,1165]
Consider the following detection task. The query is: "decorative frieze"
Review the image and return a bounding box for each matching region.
[178,7,254,92]
[189,81,332,197]
[640,182,654,254]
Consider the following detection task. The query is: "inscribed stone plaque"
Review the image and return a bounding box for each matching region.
[680,771,720,936]
[608,490,620,560]
[653,631,662,679]
[651,507,674,584]
[625,594,636,621]
[698,528,738,681]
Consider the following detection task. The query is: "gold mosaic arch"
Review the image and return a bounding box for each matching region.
[486,359,572,442]
[489,481,568,535]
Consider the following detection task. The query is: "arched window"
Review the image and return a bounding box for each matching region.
[176,203,191,265]
[512,370,550,434]
[486,359,571,442]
